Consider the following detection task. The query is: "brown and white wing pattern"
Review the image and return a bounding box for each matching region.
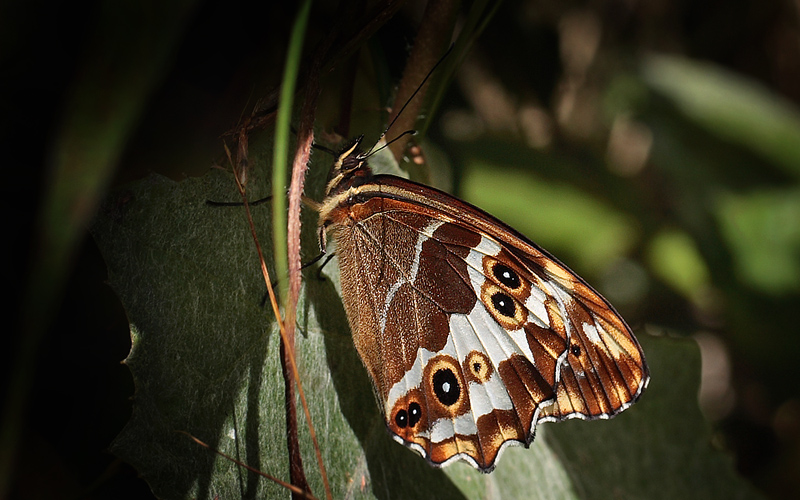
[319,169,649,472]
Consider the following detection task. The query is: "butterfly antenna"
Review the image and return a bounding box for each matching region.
[312,143,337,156]
[366,44,454,156]
[364,130,417,159]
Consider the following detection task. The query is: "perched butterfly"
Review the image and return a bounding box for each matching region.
[316,136,649,472]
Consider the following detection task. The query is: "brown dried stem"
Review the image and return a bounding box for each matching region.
[387,0,460,162]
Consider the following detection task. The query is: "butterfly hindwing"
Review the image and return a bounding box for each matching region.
[335,204,557,470]
[318,142,649,472]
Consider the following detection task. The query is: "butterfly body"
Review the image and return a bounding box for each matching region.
[317,136,649,472]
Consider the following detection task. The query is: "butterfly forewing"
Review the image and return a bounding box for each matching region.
[318,146,649,472]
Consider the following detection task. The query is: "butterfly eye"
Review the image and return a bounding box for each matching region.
[432,368,460,406]
[492,263,521,290]
[571,344,581,357]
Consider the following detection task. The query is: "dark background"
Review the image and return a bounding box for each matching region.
[4,0,800,498]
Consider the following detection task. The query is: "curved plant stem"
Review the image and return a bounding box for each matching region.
[271,2,332,500]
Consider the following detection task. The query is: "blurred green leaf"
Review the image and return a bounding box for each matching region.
[459,161,637,275]
[647,228,712,304]
[715,188,800,294]
[641,54,800,178]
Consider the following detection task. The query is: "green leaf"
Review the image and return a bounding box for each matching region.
[92,167,760,499]
[641,54,800,178]
[715,188,800,294]
[459,161,637,275]
[546,333,761,499]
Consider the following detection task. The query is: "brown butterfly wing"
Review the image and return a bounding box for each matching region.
[322,174,648,471]
[329,200,559,470]
[373,176,650,423]
[484,240,649,423]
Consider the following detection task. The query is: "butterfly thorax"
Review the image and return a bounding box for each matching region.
[317,135,378,250]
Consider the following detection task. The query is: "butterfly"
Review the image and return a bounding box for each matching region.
[316,135,649,472]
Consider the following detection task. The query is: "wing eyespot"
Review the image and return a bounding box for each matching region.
[481,282,527,330]
[432,368,460,406]
[394,401,423,429]
[423,355,468,414]
[395,408,408,428]
[491,291,517,318]
[492,263,521,289]
[464,350,493,384]
[409,402,422,426]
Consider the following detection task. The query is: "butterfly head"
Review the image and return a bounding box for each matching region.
[324,135,373,197]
